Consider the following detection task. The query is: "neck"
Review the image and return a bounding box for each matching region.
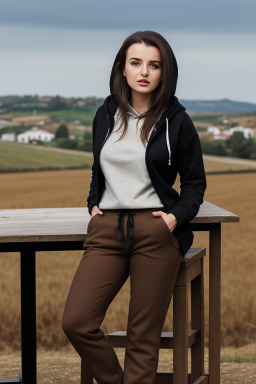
[130,92,152,114]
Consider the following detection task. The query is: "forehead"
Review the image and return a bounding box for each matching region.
[126,43,161,61]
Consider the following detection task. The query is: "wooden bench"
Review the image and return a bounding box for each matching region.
[81,247,206,384]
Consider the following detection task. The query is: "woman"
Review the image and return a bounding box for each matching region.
[62,30,206,384]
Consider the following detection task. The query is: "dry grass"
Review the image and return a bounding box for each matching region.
[1,346,256,384]
[0,166,255,355]
[203,155,256,173]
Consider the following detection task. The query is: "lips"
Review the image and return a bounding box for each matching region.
[137,79,150,87]
[137,79,149,84]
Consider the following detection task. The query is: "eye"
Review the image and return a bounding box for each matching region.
[150,63,160,69]
[131,61,140,66]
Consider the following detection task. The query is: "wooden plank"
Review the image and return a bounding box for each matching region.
[0,201,239,243]
[0,207,89,242]
[209,224,221,383]
[20,250,37,384]
[192,201,239,224]
[191,258,205,381]
[181,248,206,268]
[107,330,198,349]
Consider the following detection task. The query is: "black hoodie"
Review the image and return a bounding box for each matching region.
[87,48,207,256]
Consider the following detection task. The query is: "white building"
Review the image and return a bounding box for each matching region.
[223,126,254,139]
[17,127,55,143]
[1,133,16,142]
[207,126,221,135]
[0,119,12,127]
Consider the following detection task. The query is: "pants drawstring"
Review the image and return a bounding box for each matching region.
[117,209,136,241]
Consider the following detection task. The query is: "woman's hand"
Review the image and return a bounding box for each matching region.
[152,211,177,232]
[91,205,104,217]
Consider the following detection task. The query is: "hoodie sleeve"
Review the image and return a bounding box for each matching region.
[167,114,207,226]
[86,107,101,215]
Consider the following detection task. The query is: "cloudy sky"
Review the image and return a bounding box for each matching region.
[1,0,256,103]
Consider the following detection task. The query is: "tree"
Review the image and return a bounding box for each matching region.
[48,96,68,111]
[55,124,69,139]
[229,131,254,159]
[200,139,228,156]
[55,138,77,149]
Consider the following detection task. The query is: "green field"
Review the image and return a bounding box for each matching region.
[11,107,98,125]
[1,141,256,173]
[0,142,93,172]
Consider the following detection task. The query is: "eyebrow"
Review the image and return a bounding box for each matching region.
[129,57,161,63]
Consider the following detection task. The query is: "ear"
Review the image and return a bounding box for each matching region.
[123,68,126,77]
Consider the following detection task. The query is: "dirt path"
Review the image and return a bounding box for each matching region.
[1,347,255,384]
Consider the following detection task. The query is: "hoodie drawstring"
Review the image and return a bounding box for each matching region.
[166,118,171,166]
[117,210,136,241]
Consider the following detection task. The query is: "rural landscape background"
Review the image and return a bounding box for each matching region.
[0,96,256,383]
[1,0,256,381]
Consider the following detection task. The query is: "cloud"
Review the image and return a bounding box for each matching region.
[1,0,255,33]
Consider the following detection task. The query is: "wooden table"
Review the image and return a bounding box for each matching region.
[0,201,239,384]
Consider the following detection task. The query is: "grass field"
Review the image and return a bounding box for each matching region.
[0,141,92,172]
[0,166,255,355]
[1,140,256,173]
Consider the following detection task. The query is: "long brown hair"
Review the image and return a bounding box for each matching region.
[110,31,178,145]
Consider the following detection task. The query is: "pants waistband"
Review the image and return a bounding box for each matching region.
[114,208,165,242]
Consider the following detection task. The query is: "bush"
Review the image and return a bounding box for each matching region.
[77,139,93,152]
[55,138,78,149]
[55,124,69,139]
[201,139,228,156]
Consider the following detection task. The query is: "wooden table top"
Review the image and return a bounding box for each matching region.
[0,201,239,243]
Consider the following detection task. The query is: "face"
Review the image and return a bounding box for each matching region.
[122,42,162,98]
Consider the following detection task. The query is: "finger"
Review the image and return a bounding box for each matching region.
[152,211,163,216]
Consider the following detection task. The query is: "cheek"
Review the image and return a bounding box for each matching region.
[125,67,136,79]
[153,72,162,86]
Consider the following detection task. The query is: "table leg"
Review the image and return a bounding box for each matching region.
[20,249,37,384]
[209,224,221,384]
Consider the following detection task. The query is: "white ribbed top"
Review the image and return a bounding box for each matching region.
[98,104,164,210]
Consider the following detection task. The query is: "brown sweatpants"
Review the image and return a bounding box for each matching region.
[62,208,183,384]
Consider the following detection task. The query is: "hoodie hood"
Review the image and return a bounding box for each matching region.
[105,40,187,167]
[103,93,186,127]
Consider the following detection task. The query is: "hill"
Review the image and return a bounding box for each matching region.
[1,95,256,116]
[180,98,256,114]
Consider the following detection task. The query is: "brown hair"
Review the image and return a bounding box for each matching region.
[110,30,178,145]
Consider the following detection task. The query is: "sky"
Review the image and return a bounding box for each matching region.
[1,0,256,103]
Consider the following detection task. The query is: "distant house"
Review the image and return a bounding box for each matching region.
[207,126,221,135]
[0,119,12,128]
[213,134,228,141]
[1,133,16,142]
[223,126,254,139]
[17,127,55,143]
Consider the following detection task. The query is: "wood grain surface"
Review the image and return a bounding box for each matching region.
[0,201,239,243]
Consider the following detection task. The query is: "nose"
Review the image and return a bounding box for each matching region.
[141,63,149,77]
